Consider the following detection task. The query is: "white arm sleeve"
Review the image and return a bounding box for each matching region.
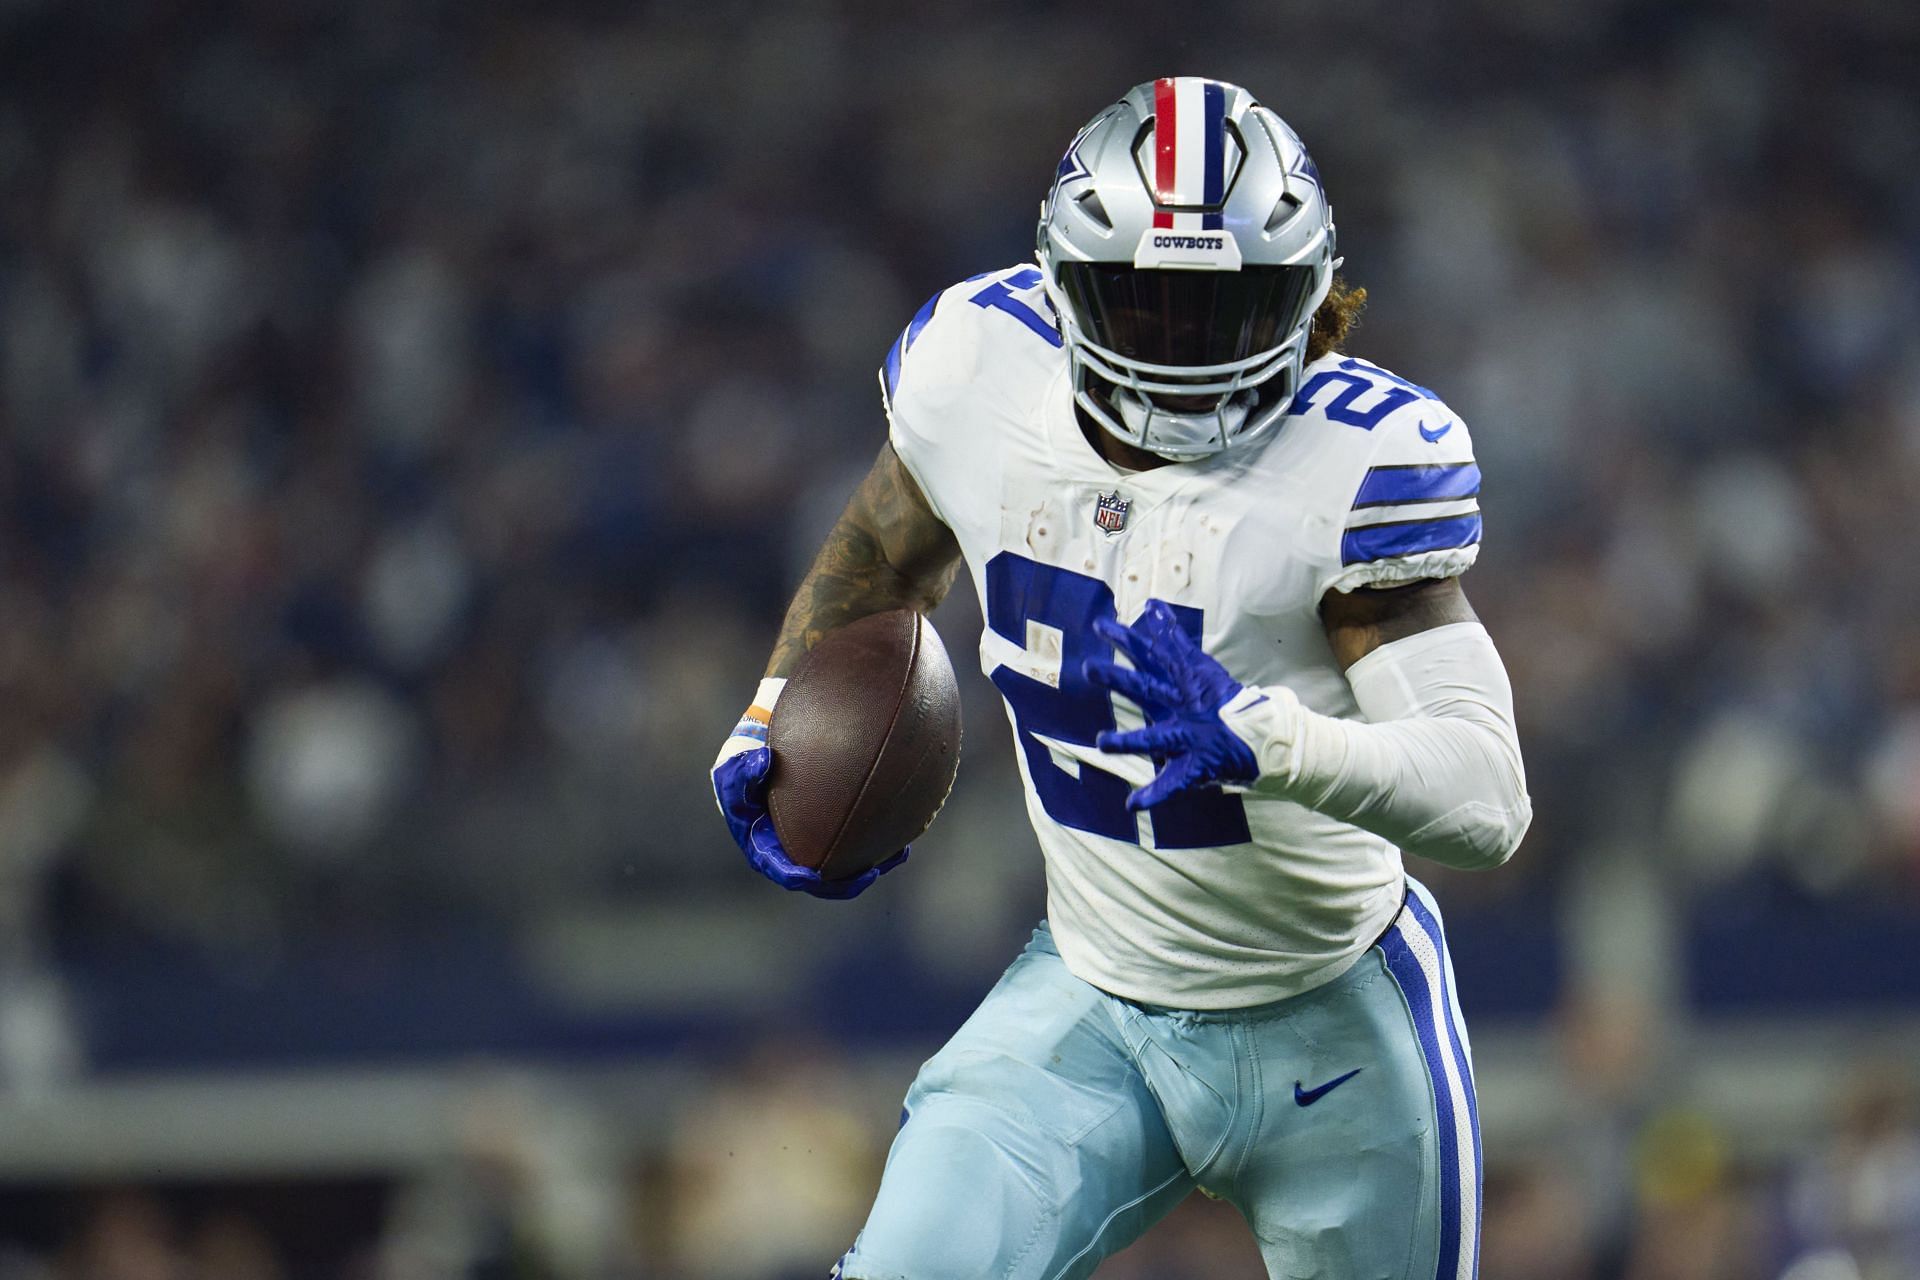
[1221,622,1532,869]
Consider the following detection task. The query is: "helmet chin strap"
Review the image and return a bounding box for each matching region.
[1112,387,1252,459]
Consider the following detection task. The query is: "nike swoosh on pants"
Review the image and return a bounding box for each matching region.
[1294,1067,1363,1106]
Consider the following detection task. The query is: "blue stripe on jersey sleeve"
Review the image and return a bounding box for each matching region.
[1341,514,1483,565]
[881,335,905,403]
[881,290,943,403]
[903,290,940,352]
[1353,462,1482,508]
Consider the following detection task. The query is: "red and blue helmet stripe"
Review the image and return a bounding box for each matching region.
[1151,77,1229,231]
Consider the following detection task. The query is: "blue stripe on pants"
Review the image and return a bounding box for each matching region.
[1405,887,1483,1276]
[1380,908,1466,1280]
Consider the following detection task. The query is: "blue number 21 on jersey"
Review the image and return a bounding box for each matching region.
[985,551,1251,849]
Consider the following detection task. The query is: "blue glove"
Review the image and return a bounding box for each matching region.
[1082,600,1261,811]
[712,696,908,899]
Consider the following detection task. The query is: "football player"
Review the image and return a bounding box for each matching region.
[713,77,1530,1280]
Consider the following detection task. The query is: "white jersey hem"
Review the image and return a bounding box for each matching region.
[1047,878,1406,1011]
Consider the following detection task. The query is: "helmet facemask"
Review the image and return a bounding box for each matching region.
[1047,260,1325,459]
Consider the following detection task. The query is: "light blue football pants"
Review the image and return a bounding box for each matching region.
[837,878,1481,1280]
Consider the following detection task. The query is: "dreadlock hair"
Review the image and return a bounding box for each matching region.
[1304,276,1367,364]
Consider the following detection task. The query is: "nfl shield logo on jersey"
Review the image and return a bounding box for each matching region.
[1093,491,1131,535]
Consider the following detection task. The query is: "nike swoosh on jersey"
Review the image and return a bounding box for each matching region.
[1418,420,1453,443]
[1293,1067,1363,1106]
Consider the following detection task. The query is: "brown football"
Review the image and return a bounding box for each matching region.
[766,609,962,880]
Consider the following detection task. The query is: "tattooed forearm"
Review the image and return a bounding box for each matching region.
[1319,577,1478,669]
[765,443,963,677]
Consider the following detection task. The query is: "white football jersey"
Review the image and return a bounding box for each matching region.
[882,265,1484,1009]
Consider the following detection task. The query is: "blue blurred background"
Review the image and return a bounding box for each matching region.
[1,0,1917,1276]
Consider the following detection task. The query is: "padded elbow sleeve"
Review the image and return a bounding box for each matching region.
[1234,622,1532,869]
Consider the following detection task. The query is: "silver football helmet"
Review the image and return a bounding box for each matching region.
[1037,78,1337,459]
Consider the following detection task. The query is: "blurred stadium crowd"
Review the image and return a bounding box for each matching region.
[1,0,1918,1276]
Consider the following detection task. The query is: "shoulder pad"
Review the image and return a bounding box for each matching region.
[879,266,1062,417]
[1289,356,1450,437]
[1299,357,1483,592]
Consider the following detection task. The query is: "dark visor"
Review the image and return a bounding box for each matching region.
[1057,263,1316,370]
